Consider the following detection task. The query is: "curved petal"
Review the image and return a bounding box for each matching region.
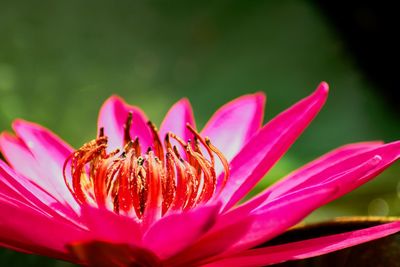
[79,205,142,246]
[207,150,398,260]
[273,141,400,202]
[202,221,400,267]
[218,186,337,255]
[314,142,400,202]
[143,204,220,259]
[0,194,87,261]
[218,82,329,211]
[267,141,383,200]
[232,141,383,216]
[171,186,335,266]
[210,143,399,254]
[159,98,196,141]
[164,218,252,267]
[0,132,43,184]
[159,98,196,157]
[12,119,73,157]
[0,159,68,219]
[7,120,80,212]
[201,92,265,164]
[97,95,152,152]
[224,156,383,254]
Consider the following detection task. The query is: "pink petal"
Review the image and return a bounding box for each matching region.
[79,205,142,246]
[164,219,253,267]
[317,143,400,201]
[97,95,152,152]
[208,151,396,261]
[0,193,87,260]
[220,186,337,254]
[143,204,220,259]
[0,132,43,185]
[8,120,79,212]
[218,82,329,211]
[0,161,35,205]
[159,98,196,142]
[202,221,400,267]
[279,141,400,201]
[267,141,383,200]
[234,141,383,215]
[201,92,265,164]
[0,159,65,218]
[0,133,78,219]
[12,119,73,158]
[202,142,399,259]
[171,186,335,266]
[159,98,196,157]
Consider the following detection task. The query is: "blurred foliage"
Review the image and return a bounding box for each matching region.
[0,0,398,265]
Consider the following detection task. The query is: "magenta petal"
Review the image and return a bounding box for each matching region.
[80,205,142,246]
[216,151,398,258]
[1,159,84,228]
[202,221,400,267]
[317,143,400,202]
[222,186,337,254]
[201,92,265,164]
[218,82,328,211]
[218,142,399,238]
[159,98,196,144]
[142,204,220,259]
[0,194,87,258]
[0,159,66,217]
[0,132,45,185]
[279,141,400,201]
[8,120,79,211]
[1,124,79,215]
[12,119,73,159]
[213,144,399,248]
[235,141,382,215]
[174,186,335,266]
[265,141,383,201]
[97,95,153,152]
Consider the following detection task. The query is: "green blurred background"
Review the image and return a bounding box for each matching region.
[0,0,398,265]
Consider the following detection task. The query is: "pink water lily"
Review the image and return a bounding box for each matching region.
[0,82,399,267]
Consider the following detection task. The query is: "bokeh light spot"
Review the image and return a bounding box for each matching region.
[368,198,389,216]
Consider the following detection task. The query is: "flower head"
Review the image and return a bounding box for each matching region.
[0,82,399,267]
[64,115,229,219]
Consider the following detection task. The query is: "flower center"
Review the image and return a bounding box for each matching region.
[63,113,229,218]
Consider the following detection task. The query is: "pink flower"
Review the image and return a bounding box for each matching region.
[0,82,399,267]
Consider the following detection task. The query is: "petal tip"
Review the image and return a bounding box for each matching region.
[0,131,11,139]
[254,91,267,106]
[176,97,194,112]
[11,119,36,132]
[11,118,25,127]
[178,97,191,105]
[254,91,266,99]
[318,81,330,94]
[104,95,125,106]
